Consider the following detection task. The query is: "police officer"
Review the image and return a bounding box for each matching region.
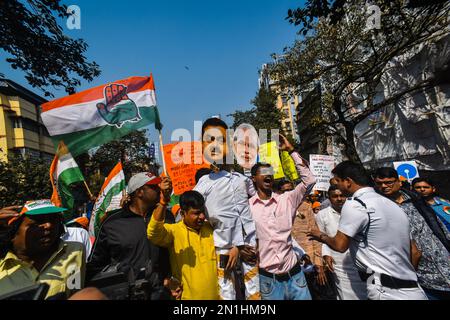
[308,161,427,300]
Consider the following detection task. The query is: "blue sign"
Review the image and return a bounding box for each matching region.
[396,163,417,180]
[149,143,155,159]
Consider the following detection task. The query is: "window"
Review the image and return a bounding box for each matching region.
[22,118,40,134]
[12,118,22,128]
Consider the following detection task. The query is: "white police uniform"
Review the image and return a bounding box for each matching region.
[338,187,427,300]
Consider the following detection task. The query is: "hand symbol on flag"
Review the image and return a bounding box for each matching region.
[96,83,141,128]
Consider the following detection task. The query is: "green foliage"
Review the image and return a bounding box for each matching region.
[0,0,100,96]
[80,130,157,195]
[0,154,52,207]
[229,87,283,135]
[272,0,450,162]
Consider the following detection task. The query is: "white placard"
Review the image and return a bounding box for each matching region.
[309,154,336,191]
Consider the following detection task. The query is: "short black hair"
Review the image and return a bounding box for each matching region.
[328,185,340,194]
[374,167,399,180]
[251,162,272,177]
[331,161,370,186]
[412,177,435,187]
[195,168,212,184]
[277,179,293,189]
[201,117,228,138]
[180,190,205,211]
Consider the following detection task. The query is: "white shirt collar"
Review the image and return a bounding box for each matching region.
[352,187,374,198]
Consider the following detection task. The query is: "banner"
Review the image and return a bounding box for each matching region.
[163,142,209,195]
[258,141,285,179]
[309,154,335,191]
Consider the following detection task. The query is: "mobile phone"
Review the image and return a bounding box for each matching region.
[219,254,230,269]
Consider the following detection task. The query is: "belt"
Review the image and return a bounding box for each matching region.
[259,263,302,282]
[358,271,418,289]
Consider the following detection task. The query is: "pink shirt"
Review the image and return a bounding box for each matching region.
[249,152,316,274]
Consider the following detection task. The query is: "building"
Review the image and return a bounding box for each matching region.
[0,78,54,162]
[258,63,300,141]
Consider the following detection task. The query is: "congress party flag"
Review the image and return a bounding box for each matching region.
[50,141,85,210]
[41,75,162,156]
[89,162,126,237]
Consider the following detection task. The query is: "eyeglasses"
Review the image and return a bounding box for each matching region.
[374,180,397,187]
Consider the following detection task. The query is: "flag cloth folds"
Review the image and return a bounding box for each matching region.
[50,142,85,210]
[89,162,126,237]
[41,75,162,156]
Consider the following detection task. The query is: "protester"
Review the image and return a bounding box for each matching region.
[374,168,450,300]
[291,189,328,299]
[315,186,367,300]
[147,190,219,300]
[412,177,450,232]
[312,201,321,214]
[308,161,428,300]
[194,117,260,300]
[87,172,175,300]
[320,178,338,210]
[0,200,85,299]
[62,220,93,261]
[249,134,315,300]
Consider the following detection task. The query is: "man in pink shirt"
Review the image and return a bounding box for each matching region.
[249,135,316,300]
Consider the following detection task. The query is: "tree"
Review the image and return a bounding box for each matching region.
[271,0,450,162]
[229,87,284,136]
[86,130,157,193]
[0,0,100,96]
[286,0,448,36]
[0,155,52,207]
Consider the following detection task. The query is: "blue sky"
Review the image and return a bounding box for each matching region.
[1,0,303,148]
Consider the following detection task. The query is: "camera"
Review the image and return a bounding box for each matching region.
[87,263,157,300]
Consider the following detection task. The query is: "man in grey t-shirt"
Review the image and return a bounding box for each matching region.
[308,161,427,300]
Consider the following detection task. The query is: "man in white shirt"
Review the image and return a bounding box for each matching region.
[194,117,259,300]
[61,226,92,261]
[308,161,427,300]
[315,185,367,300]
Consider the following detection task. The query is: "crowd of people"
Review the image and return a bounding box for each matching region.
[0,117,449,300]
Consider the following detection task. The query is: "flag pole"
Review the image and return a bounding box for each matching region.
[83,180,94,199]
[158,129,167,175]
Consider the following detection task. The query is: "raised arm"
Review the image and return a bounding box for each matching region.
[278,135,316,213]
[147,177,174,248]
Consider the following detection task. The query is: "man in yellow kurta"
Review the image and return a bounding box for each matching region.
[147,190,219,300]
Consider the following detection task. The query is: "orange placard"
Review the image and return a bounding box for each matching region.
[163,141,209,195]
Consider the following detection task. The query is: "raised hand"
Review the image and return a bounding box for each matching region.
[278,134,294,153]
[0,205,21,227]
[96,83,141,128]
[159,177,173,204]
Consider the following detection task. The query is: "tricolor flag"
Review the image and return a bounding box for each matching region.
[89,162,126,237]
[50,142,85,210]
[41,75,162,156]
